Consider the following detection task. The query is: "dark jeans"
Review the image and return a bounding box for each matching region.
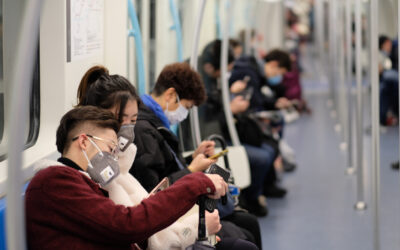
[242,143,277,201]
[380,70,399,125]
[223,211,262,250]
[216,238,259,250]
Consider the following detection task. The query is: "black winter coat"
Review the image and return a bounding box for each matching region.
[131,104,192,192]
[229,56,286,111]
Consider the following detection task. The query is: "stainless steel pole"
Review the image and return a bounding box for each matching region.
[369,0,380,248]
[316,0,325,80]
[345,0,355,175]
[354,0,366,211]
[328,0,336,110]
[221,0,240,146]
[6,1,43,249]
[244,1,251,55]
[338,1,349,150]
[397,3,400,246]
[189,0,207,148]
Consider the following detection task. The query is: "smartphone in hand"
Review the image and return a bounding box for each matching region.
[148,177,169,197]
[208,149,229,160]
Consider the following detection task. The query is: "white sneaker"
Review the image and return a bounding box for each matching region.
[282,109,300,123]
[279,140,296,165]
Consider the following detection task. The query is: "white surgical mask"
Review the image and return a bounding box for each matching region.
[164,95,189,125]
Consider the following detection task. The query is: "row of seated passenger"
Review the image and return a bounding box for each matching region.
[24,38,308,249]
[189,39,308,216]
[25,63,259,249]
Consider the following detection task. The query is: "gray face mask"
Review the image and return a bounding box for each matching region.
[82,137,120,187]
[118,124,135,152]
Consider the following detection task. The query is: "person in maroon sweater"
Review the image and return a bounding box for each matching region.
[25,106,227,250]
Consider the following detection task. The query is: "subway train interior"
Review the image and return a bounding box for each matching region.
[1,0,400,249]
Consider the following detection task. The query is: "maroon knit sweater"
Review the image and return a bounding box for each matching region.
[25,165,215,250]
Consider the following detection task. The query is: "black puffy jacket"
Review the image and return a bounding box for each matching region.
[131,103,192,192]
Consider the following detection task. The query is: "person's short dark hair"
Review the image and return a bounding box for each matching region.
[201,40,235,71]
[152,62,207,106]
[379,35,391,50]
[77,65,140,123]
[229,39,241,49]
[263,49,292,71]
[56,106,120,154]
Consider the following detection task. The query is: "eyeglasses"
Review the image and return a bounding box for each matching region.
[72,134,119,159]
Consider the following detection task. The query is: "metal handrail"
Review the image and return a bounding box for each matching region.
[169,0,184,62]
[215,0,222,39]
[244,2,252,56]
[220,0,240,146]
[345,0,355,175]
[6,1,43,249]
[369,0,380,248]
[189,0,207,148]
[128,0,146,95]
[354,0,366,211]
[168,0,184,137]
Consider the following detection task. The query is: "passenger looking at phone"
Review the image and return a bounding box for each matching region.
[130,62,262,249]
[76,66,224,249]
[130,63,216,190]
[25,106,228,250]
[198,40,289,217]
[229,49,293,112]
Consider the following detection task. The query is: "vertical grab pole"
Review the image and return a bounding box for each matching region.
[354,0,366,211]
[6,1,43,249]
[244,1,252,55]
[215,0,222,39]
[328,0,336,110]
[396,4,400,245]
[315,0,324,78]
[345,0,355,175]
[370,0,380,248]
[169,0,184,62]
[338,1,349,150]
[221,0,240,146]
[128,0,146,95]
[189,0,207,147]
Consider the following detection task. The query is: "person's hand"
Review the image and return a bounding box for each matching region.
[230,80,247,94]
[205,210,222,235]
[187,154,216,173]
[230,96,250,114]
[204,174,228,199]
[193,140,215,158]
[275,97,292,109]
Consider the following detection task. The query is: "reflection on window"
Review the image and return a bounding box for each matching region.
[0,1,40,161]
[25,46,40,150]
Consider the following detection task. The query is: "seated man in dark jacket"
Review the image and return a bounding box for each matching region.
[198,41,288,216]
[131,63,216,191]
[25,106,227,250]
[132,62,262,249]
[229,49,292,112]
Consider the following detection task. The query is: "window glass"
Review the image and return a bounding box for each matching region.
[0,0,40,161]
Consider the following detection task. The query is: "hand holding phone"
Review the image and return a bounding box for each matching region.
[148,177,169,197]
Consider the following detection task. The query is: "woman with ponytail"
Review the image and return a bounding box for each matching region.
[76,66,230,250]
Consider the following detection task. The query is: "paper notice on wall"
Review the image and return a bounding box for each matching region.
[67,0,104,62]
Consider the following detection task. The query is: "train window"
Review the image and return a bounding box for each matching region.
[0,0,40,161]
[24,46,40,151]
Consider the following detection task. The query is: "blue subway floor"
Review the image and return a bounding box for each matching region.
[259,93,400,250]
